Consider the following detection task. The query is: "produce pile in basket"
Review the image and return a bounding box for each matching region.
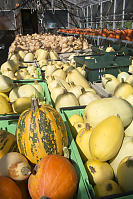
[0,53,39,80]
[66,96,133,198]
[0,75,46,114]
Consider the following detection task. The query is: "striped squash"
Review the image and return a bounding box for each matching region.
[0,130,17,159]
[16,98,68,164]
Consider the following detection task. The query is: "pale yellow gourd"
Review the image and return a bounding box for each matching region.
[83,97,133,128]
[55,92,79,112]
[76,123,93,162]
[0,75,13,93]
[24,53,34,62]
[18,85,39,99]
[110,136,133,176]
[68,114,84,126]
[125,120,133,137]
[94,180,122,198]
[117,156,133,192]
[1,60,17,73]
[89,116,124,161]
[105,46,115,52]
[66,69,91,90]
[125,94,133,106]
[102,76,120,95]
[0,95,12,114]
[12,97,32,114]
[101,74,116,87]
[9,87,20,102]
[72,122,85,138]
[117,72,130,82]
[84,160,114,185]
[51,84,66,103]
[114,82,133,99]
[17,50,26,61]
[78,91,100,106]
[52,68,66,81]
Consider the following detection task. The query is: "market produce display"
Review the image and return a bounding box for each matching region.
[0,30,133,199]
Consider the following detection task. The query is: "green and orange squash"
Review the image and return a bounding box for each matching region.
[16,98,68,164]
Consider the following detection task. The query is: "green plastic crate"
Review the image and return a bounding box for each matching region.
[12,80,52,106]
[60,106,133,199]
[13,67,43,82]
[60,107,94,199]
[74,55,131,82]
[0,114,93,199]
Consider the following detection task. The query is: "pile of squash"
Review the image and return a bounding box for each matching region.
[0,75,45,114]
[67,96,133,197]
[0,100,79,199]
[9,33,89,54]
[42,60,101,110]
[1,53,39,80]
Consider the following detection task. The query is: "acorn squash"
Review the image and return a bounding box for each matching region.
[16,98,68,164]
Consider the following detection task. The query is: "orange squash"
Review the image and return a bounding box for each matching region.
[28,154,78,199]
[0,176,22,199]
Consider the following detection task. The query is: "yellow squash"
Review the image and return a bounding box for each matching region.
[84,160,114,185]
[94,180,122,198]
[0,95,12,114]
[117,156,133,192]
[83,97,133,128]
[89,116,124,161]
[76,123,93,162]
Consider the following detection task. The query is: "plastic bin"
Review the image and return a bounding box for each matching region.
[12,80,52,106]
[74,55,131,82]
[0,112,93,199]
[60,106,133,199]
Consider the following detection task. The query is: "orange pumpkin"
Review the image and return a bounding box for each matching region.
[0,176,22,199]
[116,33,121,39]
[28,154,78,199]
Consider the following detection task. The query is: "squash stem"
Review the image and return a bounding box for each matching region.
[21,167,31,176]
[63,147,70,159]
[85,123,90,130]
[31,97,39,110]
